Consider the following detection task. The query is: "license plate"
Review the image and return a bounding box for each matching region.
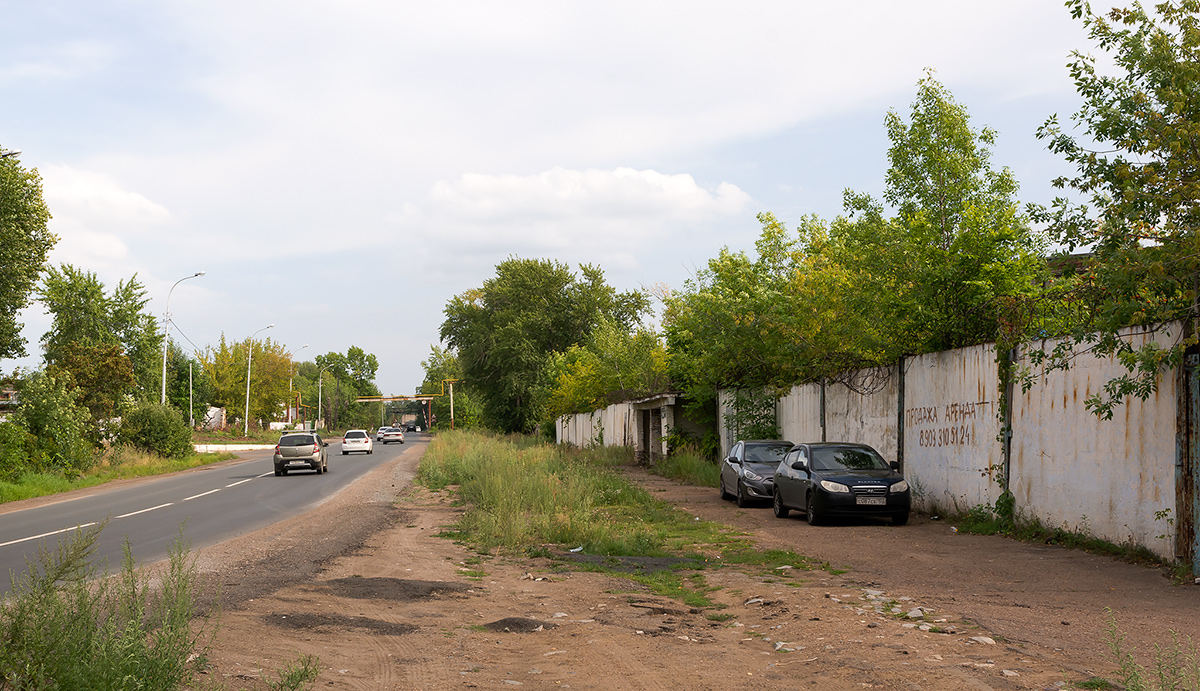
[856,497,886,506]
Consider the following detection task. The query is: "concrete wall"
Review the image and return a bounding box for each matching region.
[777,383,822,446]
[825,368,900,463]
[557,402,636,448]
[903,344,1003,513]
[1011,327,1180,557]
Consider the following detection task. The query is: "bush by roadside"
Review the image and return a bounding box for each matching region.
[121,401,192,459]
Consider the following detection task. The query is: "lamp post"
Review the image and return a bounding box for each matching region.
[243,323,274,436]
[287,344,309,424]
[316,366,331,432]
[161,271,205,404]
[0,149,21,159]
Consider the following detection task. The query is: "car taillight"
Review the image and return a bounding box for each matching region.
[313,443,319,454]
[274,445,280,454]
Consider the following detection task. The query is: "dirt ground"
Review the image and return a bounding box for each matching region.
[189,439,1200,691]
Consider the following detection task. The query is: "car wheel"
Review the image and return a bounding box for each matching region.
[342,450,347,455]
[773,491,789,518]
[281,468,288,476]
[892,511,909,526]
[314,463,322,474]
[805,493,822,526]
[736,481,750,508]
[719,478,732,501]
[274,468,282,477]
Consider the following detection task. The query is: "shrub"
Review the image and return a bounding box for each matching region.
[12,369,93,473]
[0,421,35,481]
[121,402,193,459]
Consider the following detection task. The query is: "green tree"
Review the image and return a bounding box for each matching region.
[200,335,292,432]
[0,150,55,360]
[49,342,135,444]
[37,265,163,397]
[1032,0,1200,416]
[11,369,92,473]
[842,72,1045,353]
[164,340,212,427]
[418,345,481,429]
[440,258,648,433]
[120,401,192,458]
[546,318,669,419]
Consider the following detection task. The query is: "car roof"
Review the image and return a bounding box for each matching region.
[740,439,794,446]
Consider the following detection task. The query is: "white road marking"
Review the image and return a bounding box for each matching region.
[0,522,99,548]
[116,503,174,518]
[226,478,254,487]
[183,489,220,501]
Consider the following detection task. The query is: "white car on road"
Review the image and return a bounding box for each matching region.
[341,429,373,455]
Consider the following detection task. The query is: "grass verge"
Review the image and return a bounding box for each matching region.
[419,430,825,608]
[951,503,1191,580]
[0,446,237,505]
[650,446,720,488]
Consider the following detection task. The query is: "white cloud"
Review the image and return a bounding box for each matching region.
[412,167,752,272]
[41,164,171,228]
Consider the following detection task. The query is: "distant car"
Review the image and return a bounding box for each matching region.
[375,427,393,442]
[772,442,910,526]
[342,429,373,455]
[273,432,329,476]
[403,423,417,432]
[378,427,404,444]
[719,439,794,507]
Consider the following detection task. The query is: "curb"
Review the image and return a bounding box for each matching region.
[193,444,276,453]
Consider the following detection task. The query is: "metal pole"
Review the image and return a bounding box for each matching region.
[189,361,194,427]
[244,324,274,436]
[161,271,205,404]
[450,381,455,430]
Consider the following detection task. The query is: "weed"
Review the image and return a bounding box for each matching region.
[706,613,735,622]
[0,523,216,689]
[1105,609,1200,690]
[267,654,321,691]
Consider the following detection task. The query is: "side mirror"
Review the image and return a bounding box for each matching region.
[323,442,329,447]
[890,461,899,471]
[791,459,807,470]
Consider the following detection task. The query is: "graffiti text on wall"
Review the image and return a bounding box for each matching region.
[907,400,991,448]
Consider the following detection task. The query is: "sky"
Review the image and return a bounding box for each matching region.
[1,0,1099,396]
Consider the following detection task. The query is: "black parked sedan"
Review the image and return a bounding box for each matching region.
[719,439,794,508]
[772,442,910,525]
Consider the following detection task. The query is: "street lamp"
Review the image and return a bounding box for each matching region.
[0,149,21,159]
[161,271,205,405]
[317,365,332,432]
[287,344,309,424]
[243,323,274,436]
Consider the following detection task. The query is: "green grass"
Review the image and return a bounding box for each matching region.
[651,447,720,487]
[952,504,1180,576]
[1103,608,1200,691]
[0,447,237,504]
[418,430,830,613]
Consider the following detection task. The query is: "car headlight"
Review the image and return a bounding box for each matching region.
[890,480,909,493]
[820,480,850,493]
[742,469,764,482]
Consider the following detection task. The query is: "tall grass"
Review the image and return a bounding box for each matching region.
[0,525,215,689]
[0,447,236,504]
[652,446,720,487]
[1106,609,1200,690]
[419,430,716,557]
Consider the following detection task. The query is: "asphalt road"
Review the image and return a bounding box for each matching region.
[0,434,426,596]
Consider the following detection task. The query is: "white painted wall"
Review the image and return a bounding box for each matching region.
[557,403,635,448]
[903,344,1003,513]
[777,383,822,446]
[825,369,900,463]
[1012,325,1181,558]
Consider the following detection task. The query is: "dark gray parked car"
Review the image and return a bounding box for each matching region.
[772,442,910,525]
[273,432,329,476]
[719,439,794,507]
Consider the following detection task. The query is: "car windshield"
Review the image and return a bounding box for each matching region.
[745,444,791,464]
[346,431,366,439]
[811,446,890,471]
[279,435,315,447]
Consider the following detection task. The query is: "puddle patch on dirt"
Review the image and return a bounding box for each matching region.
[322,577,471,601]
[482,617,559,633]
[262,612,417,636]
